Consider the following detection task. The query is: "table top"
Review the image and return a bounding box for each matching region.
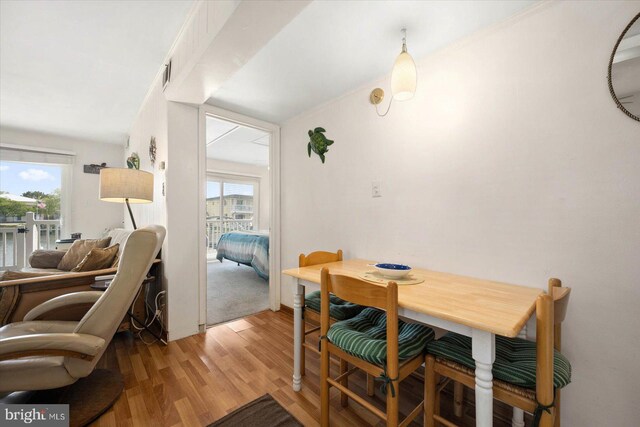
[282,259,543,337]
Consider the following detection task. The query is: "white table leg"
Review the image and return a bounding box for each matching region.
[292,281,305,391]
[472,329,496,427]
[511,325,527,427]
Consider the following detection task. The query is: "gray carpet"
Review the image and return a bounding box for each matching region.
[207,260,269,326]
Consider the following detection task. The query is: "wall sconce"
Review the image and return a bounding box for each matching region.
[370,28,417,116]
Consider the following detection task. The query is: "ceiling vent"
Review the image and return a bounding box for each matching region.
[162,60,172,90]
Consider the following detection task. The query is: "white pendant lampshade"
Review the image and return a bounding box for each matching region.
[391,40,417,101]
[369,28,418,116]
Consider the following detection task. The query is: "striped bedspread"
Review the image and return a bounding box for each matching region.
[216,232,269,280]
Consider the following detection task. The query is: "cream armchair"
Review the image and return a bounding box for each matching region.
[0,225,165,393]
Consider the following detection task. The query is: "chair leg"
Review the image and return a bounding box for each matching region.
[453,381,464,417]
[367,374,375,397]
[340,359,349,407]
[300,299,306,377]
[425,356,436,427]
[386,379,399,427]
[554,390,561,427]
[434,375,441,419]
[320,343,330,426]
[540,411,554,427]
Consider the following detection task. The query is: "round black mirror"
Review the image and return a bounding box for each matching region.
[608,12,640,122]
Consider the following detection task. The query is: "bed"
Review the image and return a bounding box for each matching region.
[216,231,269,280]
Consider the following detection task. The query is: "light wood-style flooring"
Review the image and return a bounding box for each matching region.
[93,310,517,426]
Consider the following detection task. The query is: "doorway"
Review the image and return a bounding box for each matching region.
[198,106,280,327]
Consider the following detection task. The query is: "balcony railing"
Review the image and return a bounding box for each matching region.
[231,205,253,212]
[0,228,18,270]
[205,219,254,256]
[0,212,62,270]
[36,220,62,251]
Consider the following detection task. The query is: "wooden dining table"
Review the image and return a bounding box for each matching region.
[282,259,543,427]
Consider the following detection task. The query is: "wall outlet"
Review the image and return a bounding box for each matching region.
[372,181,382,198]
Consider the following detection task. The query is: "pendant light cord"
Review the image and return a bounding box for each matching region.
[375,97,394,117]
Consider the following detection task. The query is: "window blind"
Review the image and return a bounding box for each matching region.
[0,144,75,165]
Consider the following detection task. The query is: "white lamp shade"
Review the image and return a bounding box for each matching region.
[391,51,417,101]
[99,168,153,204]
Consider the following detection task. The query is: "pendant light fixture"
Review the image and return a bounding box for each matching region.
[370,28,417,116]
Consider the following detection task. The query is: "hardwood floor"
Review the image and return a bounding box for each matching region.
[93,310,518,426]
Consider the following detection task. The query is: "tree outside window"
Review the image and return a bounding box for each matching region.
[0,161,62,223]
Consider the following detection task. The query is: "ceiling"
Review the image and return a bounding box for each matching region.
[0,0,539,145]
[206,116,269,166]
[0,0,192,144]
[207,0,537,123]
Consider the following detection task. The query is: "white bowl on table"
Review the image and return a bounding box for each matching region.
[373,263,412,279]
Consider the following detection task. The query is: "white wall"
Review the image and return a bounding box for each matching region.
[127,79,168,230]
[280,2,639,426]
[127,76,201,341]
[165,101,200,340]
[206,157,270,230]
[0,127,124,237]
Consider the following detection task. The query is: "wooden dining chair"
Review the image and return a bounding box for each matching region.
[424,278,572,427]
[299,250,366,377]
[320,268,435,426]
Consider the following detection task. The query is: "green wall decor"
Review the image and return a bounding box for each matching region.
[149,137,157,166]
[307,127,334,164]
[126,152,140,170]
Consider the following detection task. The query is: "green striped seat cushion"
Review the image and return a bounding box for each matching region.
[305,290,366,321]
[327,307,435,365]
[427,332,571,389]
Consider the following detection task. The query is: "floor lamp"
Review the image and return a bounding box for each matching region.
[98,167,161,343]
[99,168,153,229]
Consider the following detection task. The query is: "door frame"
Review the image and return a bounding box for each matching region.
[198,104,281,327]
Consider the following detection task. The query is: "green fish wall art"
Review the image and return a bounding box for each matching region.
[307,127,334,164]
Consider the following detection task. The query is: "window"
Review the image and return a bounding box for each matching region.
[205,175,259,255]
[0,160,62,221]
[0,144,74,249]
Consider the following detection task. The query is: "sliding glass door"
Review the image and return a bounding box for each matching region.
[205,175,259,257]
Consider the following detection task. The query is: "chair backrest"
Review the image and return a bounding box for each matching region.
[320,268,399,375]
[65,225,166,377]
[321,268,393,310]
[536,278,571,424]
[549,277,571,351]
[299,249,343,267]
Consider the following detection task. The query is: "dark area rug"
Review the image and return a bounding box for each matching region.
[208,394,302,427]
